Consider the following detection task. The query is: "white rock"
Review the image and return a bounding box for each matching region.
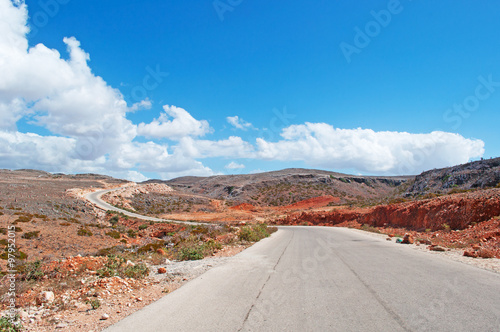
[37,291,55,305]
[100,313,110,320]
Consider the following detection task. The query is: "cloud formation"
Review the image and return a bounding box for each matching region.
[255,123,484,174]
[227,116,252,130]
[137,105,211,139]
[225,161,245,169]
[0,0,486,180]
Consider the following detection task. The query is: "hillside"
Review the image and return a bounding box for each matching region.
[402,157,500,197]
[156,168,411,207]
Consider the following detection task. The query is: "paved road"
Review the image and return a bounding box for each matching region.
[104,226,500,331]
[84,189,203,225]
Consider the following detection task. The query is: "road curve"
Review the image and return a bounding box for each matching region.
[104,226,500,332]
[84,188,203,225]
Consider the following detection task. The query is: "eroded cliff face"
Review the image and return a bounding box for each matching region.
[276,189,500,231]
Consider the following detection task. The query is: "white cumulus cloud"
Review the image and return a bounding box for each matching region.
[0,0,487,180]
[137,105,211,139]
[227,115,252,130]
[225,161,245,169]
[255,123,484,175]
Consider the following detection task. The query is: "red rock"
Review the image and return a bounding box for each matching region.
[463,250,478,258]
[401,233,414,244]
[157,267,167,274]
[156,248,166,255]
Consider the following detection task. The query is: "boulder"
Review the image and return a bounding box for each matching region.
[401,233,414,244]
[157,267,167,274]
[36,291,55,305]
[463,249,478,258]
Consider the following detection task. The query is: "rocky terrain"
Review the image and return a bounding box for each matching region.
[275,189,500,258]
[0,170,276,331]
[402,157,500,197]
[161,168,411,206]
[1,157,500,331]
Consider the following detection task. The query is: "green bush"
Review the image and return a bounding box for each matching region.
[109,215,119,225]
[22,231,40,239]
[0,315,23,332]
[179,245,204,261]
[77,228,93,236]
[97,255,125,278]
[124,263,149,279]
[20,260,44,281]
[138,224,148,230]
[106,231,121,239]
[14,215,32,223]
[238,223,272,242]
[137,242,165,254]
[86,298,101,310]
[0,249,27,261]
[97,255,149,279]
[127,229,137,238]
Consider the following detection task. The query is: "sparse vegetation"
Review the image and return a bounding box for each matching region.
[138,224,148,230]
[239,223,275,242]
[109,215,119,225]
[21,231,40,239]
[124,263,149,278]
[19,260,44,281]
[361,224,380,233]
[0,315,23,332]
[106,230,121,239]
[97,255,150,279]
[77,228,93,237]
[86,298,101,310]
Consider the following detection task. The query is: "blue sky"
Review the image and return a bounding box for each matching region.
[1,0,499,180]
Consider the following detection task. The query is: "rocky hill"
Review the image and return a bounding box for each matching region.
[402,157,500,197]
[156,168,411,207]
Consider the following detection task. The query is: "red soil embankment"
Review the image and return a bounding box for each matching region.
[282,195,340,210]
[230,203,257,211]
[276,189,500,231]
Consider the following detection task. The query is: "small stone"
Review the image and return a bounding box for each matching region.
[37,291,55,305]
[156,248,166,255]
[56,323,68,329]
[19,310,29,321]
[386,237,392,241]
[157,267,167,274]
[136,297,142,302]
[464,250,479,258]
[429,245,446,252]
[126,260,135,267]
[100,313,110,320]
[165,259,171,265]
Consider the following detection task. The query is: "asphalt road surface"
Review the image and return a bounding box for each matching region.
[85,189,202,225]
[104,226,500,332]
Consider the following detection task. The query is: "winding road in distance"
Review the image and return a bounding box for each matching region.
[84,188,203,225]
[104,226,500,332]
